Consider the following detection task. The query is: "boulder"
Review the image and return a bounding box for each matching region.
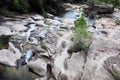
[31,14,44,21]
[12,24,28,32]
[113,9,120,19]
[27,59,47,76]
[104,55,120,80]
[0,26,17,36]
[94,18,116,28]
[61,3,80,11]
[81,38,120,80]
[46,13,54,19]
[62,18,75,25]
[36,21,48,27]
[34,45,49,58]
[0,42,21,66]
[0,16,4,25]
[84,5,114,18]
[44,19,61,26]
[52,52,85,80]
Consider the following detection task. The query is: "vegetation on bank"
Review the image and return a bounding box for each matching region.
[0,0,120,15]
[0,0,63,15]
[112,70,120,80]
[0,0,86,15]
[68,15,92,53]
[0,36,9,49]
[115,19,120,25]
[87,0,120,8]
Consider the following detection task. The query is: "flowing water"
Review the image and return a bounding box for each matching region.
[58,10,95,25]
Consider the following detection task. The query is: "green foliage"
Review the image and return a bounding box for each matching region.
[0,0,6,8]
[8,0,30,13]
[115,19,120,25]
[0,0,98,14]
[28,0,44,14]
[74,15,88,29]
[106,0,120,7]
[87,0,102,7]
[112,70,120,80]
[64,0,74,3]
[63,0,85,3]
[13,0,19,11]
[1,10,15,17]
[0,36,9,49]
[19,0,30,13]
[41,42,47,51]
[69,15,92,53]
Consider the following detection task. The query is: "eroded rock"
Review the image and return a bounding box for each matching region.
[0,42,21,66]
[27,59,47,76]
[0,26,17,36]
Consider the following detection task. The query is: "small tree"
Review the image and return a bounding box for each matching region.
[68,15,92,53]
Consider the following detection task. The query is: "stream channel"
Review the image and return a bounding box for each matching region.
[0,9,95,80]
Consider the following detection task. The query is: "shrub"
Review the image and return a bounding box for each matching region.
[19,0,30,13]
[68,15,92,53]
[112,70,120,80]
[8,0,30,13]
[87,0,102,7]
[28,0,44,14]
[41,42,47,51]
[115,19,120,25]
[106,0,120,7]
[0,36,9,49]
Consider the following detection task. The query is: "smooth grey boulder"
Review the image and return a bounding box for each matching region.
[0,42,21,66]
[31,14,44,21]
[27,59,47,77]
[0,26,17,36]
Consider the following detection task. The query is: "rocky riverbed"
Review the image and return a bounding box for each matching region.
[0,4,120,80]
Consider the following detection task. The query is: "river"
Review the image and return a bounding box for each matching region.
[58,10,95,25]
[0,9,95,80]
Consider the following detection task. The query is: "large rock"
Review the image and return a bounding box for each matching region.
[12,24,27,32]
[31,14,44,21]
[81,17,120,80]
[104,55,120,80]
[0,26,17,36]
[27,59,47,76]
[62,18,75,25]
[113,9,120,19]
[36,20,48,27]
[52,52,85,80]
[0,42,21,66]
[44,19,61,26]
[81,38,120,80]
[61,3,80,11]
[46,13,54,19]
[94,18,116,28]
[84,5,114,18]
